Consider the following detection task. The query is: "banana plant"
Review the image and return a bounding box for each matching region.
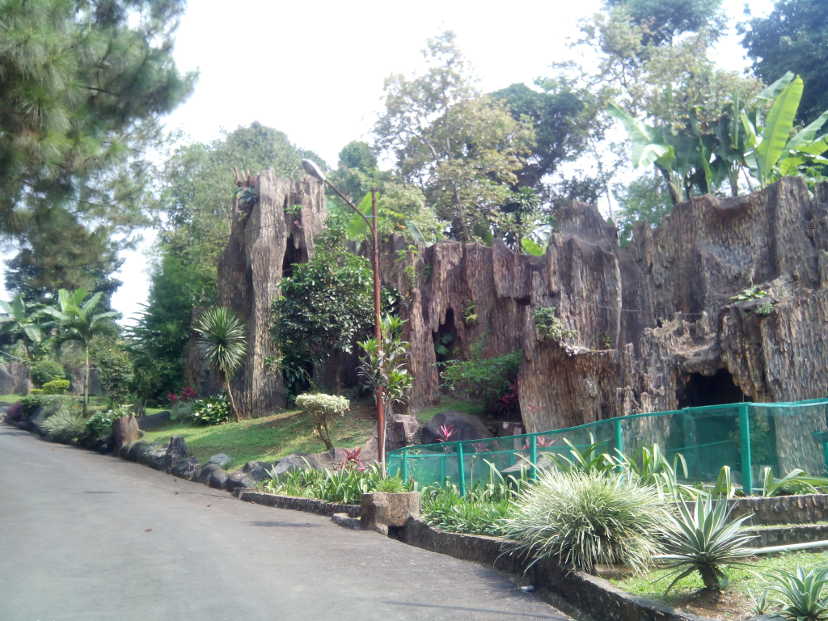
[0,295,44,360]
[741,72,828,187]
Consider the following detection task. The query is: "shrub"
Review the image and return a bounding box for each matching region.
[4,401,23,423]
[42,379,70,394]
[295,393,350,451]
[86,404,132,440]
[263,463,411,504]
[533,306,576,343]
[659,496,756,592]
[91,337,134,405]
[767,567,828,621]
[41,404,87,444]
[190,395,232,425]
[441,346,521,407]
[30,358,65,386]
[501,470,666,574]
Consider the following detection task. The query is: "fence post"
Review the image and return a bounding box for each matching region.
[457,442,466,497]
[401,449,409,483]
[530,435,538,481]
[613,418,624,456]
[738,403,753,495]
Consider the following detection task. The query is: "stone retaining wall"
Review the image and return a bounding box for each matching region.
[728,494,828,524]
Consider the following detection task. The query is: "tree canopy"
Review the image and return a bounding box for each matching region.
[0,0,195,237]
[741,0,828,124]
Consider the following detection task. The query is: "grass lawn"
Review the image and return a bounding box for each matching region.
[612,549,828,619]
[140,398,486,470]
[141,404,377,470]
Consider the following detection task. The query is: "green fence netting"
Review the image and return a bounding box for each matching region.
[386,399,828,495]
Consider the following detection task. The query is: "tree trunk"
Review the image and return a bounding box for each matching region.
[83,344,90,415]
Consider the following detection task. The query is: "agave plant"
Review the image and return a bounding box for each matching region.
[767,567,828,621]
[194,307,247,421]
[761,466,828,497]
[550,434,614,475]
[608,443,700,501]
[659,496,756,592]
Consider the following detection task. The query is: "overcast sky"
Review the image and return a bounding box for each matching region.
[12,0,778,322]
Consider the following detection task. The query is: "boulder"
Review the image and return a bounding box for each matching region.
[113,416,141,455]
[170,457,201,480]
[136,411,172,431]
[208,453,232,468]
[269,453,322,477]
[242,461,278,482]
[198,463,228,489]
[225,471,257,493]
[420,411,491,445]
[165,436,190,461]
[386,414,421,451]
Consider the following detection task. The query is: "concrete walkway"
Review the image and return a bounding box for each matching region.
[0,425,573,620]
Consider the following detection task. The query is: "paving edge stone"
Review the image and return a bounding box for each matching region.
[331,512,362,530]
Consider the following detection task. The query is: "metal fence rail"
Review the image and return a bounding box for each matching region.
[386,399,828,495]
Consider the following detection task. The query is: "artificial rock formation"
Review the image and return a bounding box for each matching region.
[215,170,326,417]
[384,177,828,434]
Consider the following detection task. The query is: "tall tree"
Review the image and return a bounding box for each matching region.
[4,206,122,308]
[0,0,195,237]
[741,0,828,124]
[604,0,724,45]
[375,32,535,244]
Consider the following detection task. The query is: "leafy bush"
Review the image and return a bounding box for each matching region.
[767,567,828,621]
[4,401,23,423]
[190,394,232,426]
[501,470,666,574]
[30,358,65,386]
[263,463,412,504]
[91,336,134,405]
[86,404,132,440]
[42,379,70,394]
[41,405,87,444]
[422,486,512,536]
[533,306,576,343]
[660,497,756,592]
[295,393,350,451]
[441,346,521,406]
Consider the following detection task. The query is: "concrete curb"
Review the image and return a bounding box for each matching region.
[237,490,360,518]
[397,519,716,621]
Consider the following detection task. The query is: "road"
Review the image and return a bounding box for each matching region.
[0,424,572,621]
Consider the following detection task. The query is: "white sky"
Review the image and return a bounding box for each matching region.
[1,0,777,322]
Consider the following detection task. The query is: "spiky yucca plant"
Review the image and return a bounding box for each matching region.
[194,307,247,421]
[659,496,756,592]
[501,470,666,574]
[767,567,828,621]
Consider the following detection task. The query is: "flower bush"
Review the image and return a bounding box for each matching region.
[190,394,232,425]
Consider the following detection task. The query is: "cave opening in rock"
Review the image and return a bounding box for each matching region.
[677,369,749,408]
[281,237,306,278]
[433,308,458,365]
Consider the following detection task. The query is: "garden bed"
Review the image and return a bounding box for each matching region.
[611,550,828,620]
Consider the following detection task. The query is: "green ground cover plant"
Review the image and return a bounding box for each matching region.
[263,463,412,504]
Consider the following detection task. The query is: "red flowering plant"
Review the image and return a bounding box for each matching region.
[339,447,366,471]
[168,386,198,421]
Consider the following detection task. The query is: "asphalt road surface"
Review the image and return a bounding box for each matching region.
[0,424,573,621]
